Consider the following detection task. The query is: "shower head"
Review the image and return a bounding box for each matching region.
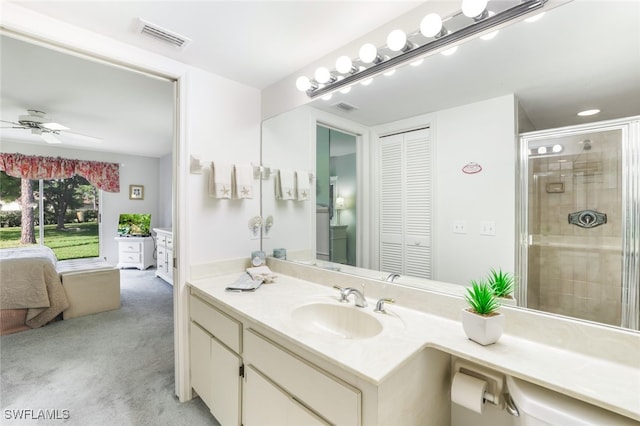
[581,139,592,151]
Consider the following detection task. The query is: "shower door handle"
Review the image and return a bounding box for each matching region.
[568,209,607,228]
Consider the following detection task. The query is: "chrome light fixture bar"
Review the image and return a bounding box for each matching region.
[302,0,547,99]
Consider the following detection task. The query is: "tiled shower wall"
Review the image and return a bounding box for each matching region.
[527,130,622,326]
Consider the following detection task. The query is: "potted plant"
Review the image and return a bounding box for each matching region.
[461,280,505,345]
[487,267,516,306]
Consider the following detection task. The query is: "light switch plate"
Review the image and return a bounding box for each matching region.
[480,221,496,236]
[453,220,467,234]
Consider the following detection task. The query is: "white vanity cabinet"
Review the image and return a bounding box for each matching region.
[188,285,452,426]
[189,294,242,426]
[153,228,173,285]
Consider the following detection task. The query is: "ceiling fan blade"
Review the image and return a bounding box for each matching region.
[0,119,24,127]
[40,132,62,144]
[60,130,103,143]
[41,122,69,131]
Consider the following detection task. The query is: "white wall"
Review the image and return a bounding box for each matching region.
[434,94,517,285]
[0,141,160,264]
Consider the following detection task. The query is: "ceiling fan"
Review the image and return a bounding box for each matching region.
[0,109,101,144]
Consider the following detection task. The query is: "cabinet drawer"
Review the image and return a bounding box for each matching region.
[118,251,141,264]
[166,236,173,249]
[330,227,348,239]
[120,241,142,253]
[157,235,167,246]
[245,329,361,426]
[190,295,241,353]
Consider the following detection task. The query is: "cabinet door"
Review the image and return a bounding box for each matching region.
[190,322,214,409]
[210,337,242,426]
[244,365,328,426]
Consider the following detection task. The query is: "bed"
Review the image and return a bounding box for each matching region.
[0,246,69,335]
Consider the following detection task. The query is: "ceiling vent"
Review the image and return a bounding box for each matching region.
[138,18,191,49]
[332,102,358,112]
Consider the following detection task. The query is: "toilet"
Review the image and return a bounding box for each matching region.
[506,376,637,426]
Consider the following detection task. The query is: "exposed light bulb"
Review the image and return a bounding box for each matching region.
[359,43,378,64]
[314,67,332,84]
[336,56,354,74]
[296,76,311,92]
[537,146,547,154]
[420,13,443,38]
[387,29,408,52]
[552,144,563,153]
[441,46,458,56]
[462,0,488,18]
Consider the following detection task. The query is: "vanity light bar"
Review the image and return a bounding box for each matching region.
[303,0,548,99]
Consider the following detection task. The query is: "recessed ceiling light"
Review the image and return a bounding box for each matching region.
[577,109,600,117]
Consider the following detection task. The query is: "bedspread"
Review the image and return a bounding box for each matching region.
[0,246,69,328]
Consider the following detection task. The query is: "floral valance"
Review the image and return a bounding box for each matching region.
[0,153,120,193]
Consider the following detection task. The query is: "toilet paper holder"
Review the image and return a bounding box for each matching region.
[453,359,505,407]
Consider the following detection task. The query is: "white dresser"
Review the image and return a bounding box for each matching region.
[153,228,173,285]
[115,236,155,270]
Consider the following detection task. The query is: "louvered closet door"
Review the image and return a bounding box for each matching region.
[404,129,431,278]
[380,134,404,274]
[379,129,432,278]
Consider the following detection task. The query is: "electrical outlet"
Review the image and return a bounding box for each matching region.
[480,221,496,236]
[453,220,467,234]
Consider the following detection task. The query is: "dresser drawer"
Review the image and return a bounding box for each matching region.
[157,234,167,246]
[190,295,241,353]
[165,236,173,249]
[118,251,141,264]
[120,241,142,253]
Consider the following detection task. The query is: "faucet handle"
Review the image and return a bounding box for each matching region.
[374,298,395,314]
[333,285,349,302]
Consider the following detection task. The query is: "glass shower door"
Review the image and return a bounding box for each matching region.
[519,118,640,329]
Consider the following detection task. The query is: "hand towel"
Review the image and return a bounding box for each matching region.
[275,169,295,200]
[208,162,232,199]
[295,170,310,201]
[233,164,254,199]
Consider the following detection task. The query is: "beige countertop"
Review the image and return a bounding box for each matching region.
[189,272,640,422]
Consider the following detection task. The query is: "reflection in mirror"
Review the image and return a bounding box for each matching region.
[261,0,640,330]
[316,125,357,266]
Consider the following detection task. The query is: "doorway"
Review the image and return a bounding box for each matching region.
[316,125,357,266]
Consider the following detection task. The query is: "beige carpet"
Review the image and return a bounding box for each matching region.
[0,269,218,426]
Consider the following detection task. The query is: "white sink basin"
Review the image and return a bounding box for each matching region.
[291,302,383,339]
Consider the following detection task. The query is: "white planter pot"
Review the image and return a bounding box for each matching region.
[461,308,505,345]
[497,296,517,307]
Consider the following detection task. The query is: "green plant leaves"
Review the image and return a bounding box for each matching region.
[465,280,498,315]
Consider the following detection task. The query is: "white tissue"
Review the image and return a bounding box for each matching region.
[451,372,488,414]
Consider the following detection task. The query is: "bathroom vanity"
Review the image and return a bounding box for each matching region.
[187,259,640,426]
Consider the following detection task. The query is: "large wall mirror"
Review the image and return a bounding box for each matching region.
[261,0,640,331]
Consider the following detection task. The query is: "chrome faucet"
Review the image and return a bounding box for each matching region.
[385,273,400,282]
[333,286,367,308]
